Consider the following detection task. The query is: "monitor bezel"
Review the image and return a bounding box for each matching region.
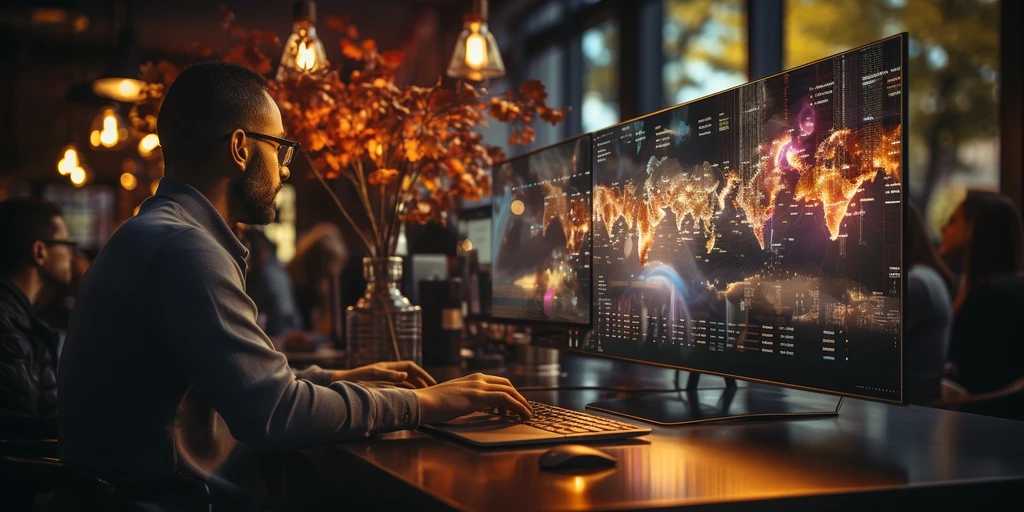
[572,33,909,405]
[488,133,596,329]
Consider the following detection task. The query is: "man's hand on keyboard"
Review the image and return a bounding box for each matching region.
[413,373,533,424]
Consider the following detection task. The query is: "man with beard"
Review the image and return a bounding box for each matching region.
[0,199,74,436]
[58,63,531,499]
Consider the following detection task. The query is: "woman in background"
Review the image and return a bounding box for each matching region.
[903,203,955,404]
[940,191,1024,394]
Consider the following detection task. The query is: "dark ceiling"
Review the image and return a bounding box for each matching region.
[1,0,535,186]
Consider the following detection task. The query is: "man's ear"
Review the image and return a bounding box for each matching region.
[229,129,248,172]
[31,240,47,267]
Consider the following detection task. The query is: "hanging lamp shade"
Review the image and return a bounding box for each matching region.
[446,0,505,81]
[92,12,145,103]
[276,0,330,81]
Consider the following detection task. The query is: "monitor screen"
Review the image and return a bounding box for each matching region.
[585,35,905,402]
[491,136,593,325]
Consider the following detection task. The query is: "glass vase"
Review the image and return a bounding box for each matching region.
[346,256,422,368]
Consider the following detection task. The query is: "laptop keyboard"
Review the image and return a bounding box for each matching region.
[486,401,647,434]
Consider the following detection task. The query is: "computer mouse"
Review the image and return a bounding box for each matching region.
[538,444,617,471]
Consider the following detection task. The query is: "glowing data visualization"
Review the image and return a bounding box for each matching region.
[586,36,904,401]
[492,136,593,326]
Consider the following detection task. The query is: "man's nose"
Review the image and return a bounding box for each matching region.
[280,165,291,181]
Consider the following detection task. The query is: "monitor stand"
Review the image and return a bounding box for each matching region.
[585,373,843,426]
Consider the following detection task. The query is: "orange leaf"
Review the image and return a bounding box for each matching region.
[308,131,329,151]
[341,39,363,60]
[404,139,422,162]
[519,79,547,102]
[368,168,399,186]
[381,50,404,68]
[447,159,466,176]
[361,39,377,54]
[324,153,342,171]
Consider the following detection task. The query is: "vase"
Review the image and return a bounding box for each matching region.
[346,256,422,368]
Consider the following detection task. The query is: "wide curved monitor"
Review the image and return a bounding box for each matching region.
[582,34,906,404]
[490,135,593,327]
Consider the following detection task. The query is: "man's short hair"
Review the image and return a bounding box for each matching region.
[157,61,270,174]
[0,198,63,275]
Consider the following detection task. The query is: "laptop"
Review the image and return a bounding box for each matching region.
[421,401,652,447]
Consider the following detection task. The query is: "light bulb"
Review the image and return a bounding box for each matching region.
[100,114,118,147]
[70,167,86,186]
[120,172,138,191]
[276,6,330,82]
[296,40,317,71]
[90,107,126,150]
[465,31,486,69]
[446,0,505,81]
[138,133,160,157]
[57,146,80,175]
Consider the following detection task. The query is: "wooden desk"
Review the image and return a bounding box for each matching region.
[295,353,1024,511]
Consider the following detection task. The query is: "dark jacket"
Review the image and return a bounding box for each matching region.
[0,278,59,430]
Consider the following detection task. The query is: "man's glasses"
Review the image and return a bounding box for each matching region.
[43,239,78,250]
[243,131,300,167]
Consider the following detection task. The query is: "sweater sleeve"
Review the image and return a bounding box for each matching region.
[147,230,419,448]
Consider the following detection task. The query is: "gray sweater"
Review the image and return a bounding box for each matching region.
[58,177,419,478]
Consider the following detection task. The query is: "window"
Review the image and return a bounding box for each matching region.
[786,0,1000,232]
[581,20,620,133]
[42,184,115,252]
[662,0,747,107]
[527,45,567,147]
[265,184,297,263]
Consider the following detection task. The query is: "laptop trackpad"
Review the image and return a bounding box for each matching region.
[433,412,558,443]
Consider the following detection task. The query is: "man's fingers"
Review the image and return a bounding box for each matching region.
[485,384,532,414]
[409,376,431,389]
[484,392,532,420]
[375,370,408,382]
[392,361,437,386]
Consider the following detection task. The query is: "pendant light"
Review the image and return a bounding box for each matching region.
[92,0,144,103]
[446,0,505,81]
[276,0,330,81]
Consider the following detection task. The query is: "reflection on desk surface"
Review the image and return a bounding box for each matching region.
[339,409,913,511]
[298,355,1024,511]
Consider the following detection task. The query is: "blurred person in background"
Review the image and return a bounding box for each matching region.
[940,191,1024,395]
[0,198,75,437]
[37,247,95,334]
[287,222,348,349]
[237,226,303,339]
[904,203,955,404]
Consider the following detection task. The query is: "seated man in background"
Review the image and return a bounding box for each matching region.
[59,62,531,501]
[0,198,74,437]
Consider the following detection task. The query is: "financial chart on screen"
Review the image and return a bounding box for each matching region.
[585,35,904,401]
[491,136,592,325]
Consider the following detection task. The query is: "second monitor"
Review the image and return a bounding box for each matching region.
[491,136,593,326]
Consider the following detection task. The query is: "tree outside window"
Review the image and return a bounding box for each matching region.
[787,0,1000,233]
